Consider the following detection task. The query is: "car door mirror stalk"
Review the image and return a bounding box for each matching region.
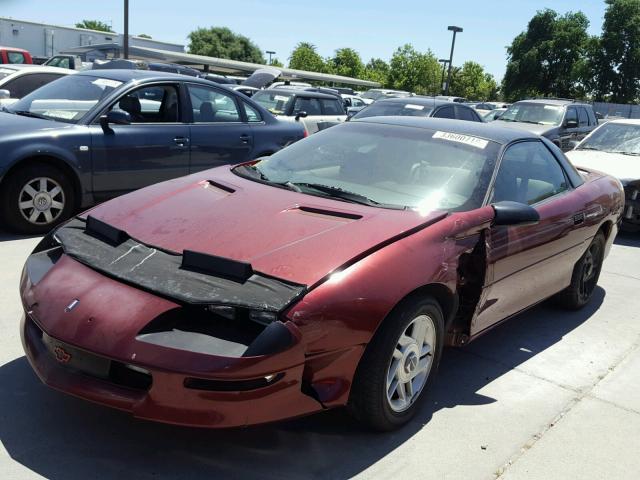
[565,119,578,128]
[294,111,308,120]
[491,201,540,227]
[100,110,131,133]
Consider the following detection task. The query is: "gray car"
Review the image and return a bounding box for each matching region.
[0,70,304,233]
[496,99,598,151]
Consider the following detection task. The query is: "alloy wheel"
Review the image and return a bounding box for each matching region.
[18,177,66,226]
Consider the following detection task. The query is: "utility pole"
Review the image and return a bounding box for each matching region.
[266,50,276,65]
[445,26,463,96]
[123,0,129,59]
[439,59,449,95]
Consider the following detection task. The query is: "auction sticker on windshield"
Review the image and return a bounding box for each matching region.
[404,104,425,110]
[92,78,123,89]
[433,131,488,149]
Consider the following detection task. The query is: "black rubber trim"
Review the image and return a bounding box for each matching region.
[182,250,254,283]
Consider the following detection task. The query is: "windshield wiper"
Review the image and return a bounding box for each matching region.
[11,110,51,120]
[612,151,640,156]
[518,120,544,125]
[290,182,404,209]
[576,146,600,151]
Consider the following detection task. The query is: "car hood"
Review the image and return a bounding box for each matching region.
[495,121,554,135]
[81,168,447,286]
[0,110,73,136]
[566,149,640,182]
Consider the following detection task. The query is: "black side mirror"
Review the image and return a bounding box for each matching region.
[565,119,578,129]
[492,201,540,227]
[100,110,131,132]
[294,111,308,120]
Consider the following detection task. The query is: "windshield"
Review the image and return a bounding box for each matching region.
[499,103,564,126]
[353,102,434,120]
[0,67,18,80]
[234,122,500,212]
[251,90,294,115]
[578,123,640,155]
[7,74,123,123]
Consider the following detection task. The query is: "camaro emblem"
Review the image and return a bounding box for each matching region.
[53,346,72,364]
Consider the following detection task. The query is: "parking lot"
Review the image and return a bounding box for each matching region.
[0,230,637,480]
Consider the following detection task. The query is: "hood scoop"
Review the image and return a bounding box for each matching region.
[292,206,363,221]
[201,179,236,194]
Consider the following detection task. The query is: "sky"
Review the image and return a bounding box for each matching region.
[2,0,608,80]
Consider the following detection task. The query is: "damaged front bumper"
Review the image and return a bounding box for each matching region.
[18,218,330,428]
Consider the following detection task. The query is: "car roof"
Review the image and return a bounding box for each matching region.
[0,65,72,75]
[515,99,590,107]
[607,118,640,126]
[374,97,454,108]
[0,46,29,52]
[353,116,540,144]
[260,88,339,100]
[75,69,193,82]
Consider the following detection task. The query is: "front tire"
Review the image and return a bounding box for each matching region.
[556,232,605,309]
[348,295,444,431]
[1,163,75,234]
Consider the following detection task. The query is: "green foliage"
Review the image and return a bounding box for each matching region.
[270,58,284,68]
[288,42,326,72]
[327,48,365,78]
[590,0,640,102]
[188,27,265,63]
[364,58,390,86]
[387,44,441,95]
[450,62,499,100]
[137,34,152,39]
[75,20,112,32]
[502,9,590,101]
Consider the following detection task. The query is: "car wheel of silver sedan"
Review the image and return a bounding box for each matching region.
[348,295,444,431]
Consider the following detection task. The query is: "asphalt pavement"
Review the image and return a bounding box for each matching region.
[0,231,639,480]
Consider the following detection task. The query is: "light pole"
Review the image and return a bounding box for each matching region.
[123,0,129,59]
[439,58,449,95]
[266,50,276,65]
[445,25,463,96]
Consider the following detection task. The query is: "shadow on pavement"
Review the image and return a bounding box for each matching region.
[0,289,605,480]
[614,230,640,248]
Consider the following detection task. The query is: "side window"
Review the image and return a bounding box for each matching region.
[456,105,479,122]
[433,105,455,119]
[578,107,589,127]
[112,84,180,123]
[243,102,262,122]
[565,107,578,126]
[353,98,365,107]
[2,73,65,98]
[586,107,597,126]
[293,97,322,116]
[187,84,240,123]
[7,51,25,64]
[321,98,344,115]
[492,141,569,205]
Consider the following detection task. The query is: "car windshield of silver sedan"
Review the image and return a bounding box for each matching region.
[578,123,640,156]
[353,102,434,120]
[7,74,123,123]
[234,122,500,212]
[251,90,294,115]
[498,103,564,126]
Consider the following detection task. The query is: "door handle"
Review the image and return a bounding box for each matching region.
[240,133,251,144]
[174,136,189,146]
[572,212,585,225]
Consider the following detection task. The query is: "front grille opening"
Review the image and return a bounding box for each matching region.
[137,306,268,357]
[109,362,152,391]
[184,372,284,392]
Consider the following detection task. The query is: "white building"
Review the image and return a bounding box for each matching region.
[0,17,184,60]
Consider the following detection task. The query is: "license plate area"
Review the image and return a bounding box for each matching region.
[42,333,111,378]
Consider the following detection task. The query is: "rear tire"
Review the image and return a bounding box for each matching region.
[348,295,444,431]
[556,232,605,310]
[1,163,75,234]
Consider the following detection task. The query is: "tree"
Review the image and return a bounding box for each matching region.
[590,0,640,102]
[502,9,590,101]
[364,58,390,86]
[75,20,112,32]
[288,42,326,72]
[270,58,284,68]
[327,48,364,78]
[137,34,152,39]
[450,61,499,100]
[188,27,264,63]
[387,44,441,95]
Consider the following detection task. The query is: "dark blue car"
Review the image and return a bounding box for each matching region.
[0,70,305,233]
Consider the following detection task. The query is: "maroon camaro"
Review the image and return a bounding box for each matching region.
[20,117,624,430]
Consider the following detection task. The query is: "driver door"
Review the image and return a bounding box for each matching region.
[470,140,589,335]
[89,83,190,198]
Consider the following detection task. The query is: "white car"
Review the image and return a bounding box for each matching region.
[566,118,640,231]
[0,65,73,106]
